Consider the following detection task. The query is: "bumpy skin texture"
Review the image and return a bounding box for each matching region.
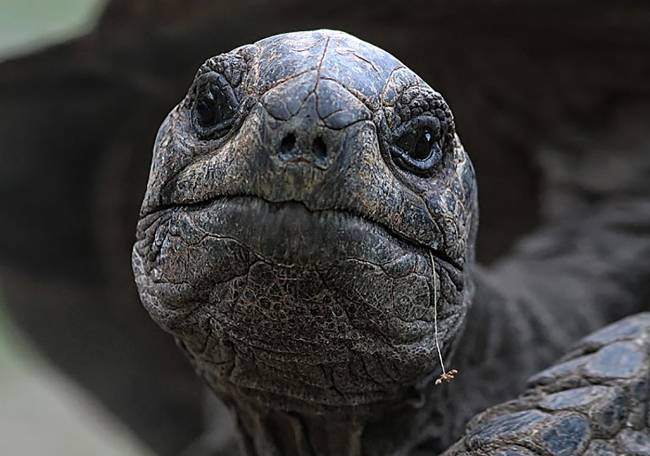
[133,31,477,453]
[133,30,650,456]
[445,313,650,455]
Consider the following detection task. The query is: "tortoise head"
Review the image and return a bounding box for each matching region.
[132,30,477,415]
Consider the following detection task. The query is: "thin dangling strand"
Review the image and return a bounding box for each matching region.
[430,251,458,385]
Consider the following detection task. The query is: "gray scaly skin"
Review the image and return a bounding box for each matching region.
[132,30,650,455]
[445,313,650,455]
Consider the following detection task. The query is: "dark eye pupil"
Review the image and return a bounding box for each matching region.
[411,128,434,160]
[194,81,235,131]
[196,91,218,126]
[391,116,447,175]
[215,88,235,120]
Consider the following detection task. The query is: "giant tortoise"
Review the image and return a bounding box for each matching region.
[132,29,650,455]
[1,1,650,455]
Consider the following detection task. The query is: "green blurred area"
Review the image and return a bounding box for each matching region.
[0,300,20,373]
[0,0,102,59]
[0,295,15,345]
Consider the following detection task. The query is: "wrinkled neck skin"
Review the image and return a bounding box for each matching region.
[214,271,567,456]
[215,340,463,456]
[198,280,479,456]
[213,265,569,456]
[227,396,430,456]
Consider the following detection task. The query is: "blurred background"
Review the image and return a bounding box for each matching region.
[0,1,150,454]
[0,1,648,455]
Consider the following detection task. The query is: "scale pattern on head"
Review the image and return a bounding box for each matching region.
[133,30,478,413]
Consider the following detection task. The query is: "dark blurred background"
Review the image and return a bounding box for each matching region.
[0,0,151,456]
[0,3,149,455]
[0,0,648,454]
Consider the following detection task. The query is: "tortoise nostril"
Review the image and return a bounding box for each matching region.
[280,133,296,156]
[312,136,327,160]
[278,133,328,164]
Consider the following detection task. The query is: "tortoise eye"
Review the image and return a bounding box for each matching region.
[192,72,238,138]
[392,116,444,175]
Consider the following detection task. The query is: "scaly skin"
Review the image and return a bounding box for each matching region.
[133,30,650,455]
[444,313,650,455]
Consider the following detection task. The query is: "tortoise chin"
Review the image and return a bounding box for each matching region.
[133,195,465,412]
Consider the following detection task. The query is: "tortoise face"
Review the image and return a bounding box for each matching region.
[133,30,477,412]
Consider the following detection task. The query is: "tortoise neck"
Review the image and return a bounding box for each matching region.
[227,394,443,456]
[234,406,363,456]
[222,268,479,455]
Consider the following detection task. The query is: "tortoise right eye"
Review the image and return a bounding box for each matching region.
[192,72,238,138]
[391,115,445,176]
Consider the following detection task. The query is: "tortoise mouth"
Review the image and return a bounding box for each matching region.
[151,194,463,272]
[134,195,465,410]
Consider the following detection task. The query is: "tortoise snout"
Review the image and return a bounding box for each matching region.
[275,121,330,169]
[262,72,372,171]
[263,93,341,171]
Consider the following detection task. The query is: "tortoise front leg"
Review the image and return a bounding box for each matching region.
[444,313,650,455]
